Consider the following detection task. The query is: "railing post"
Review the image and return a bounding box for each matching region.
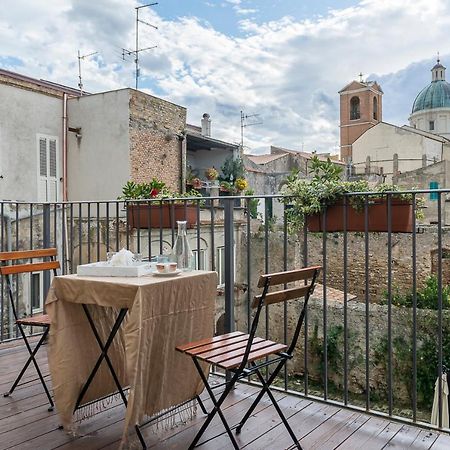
[224,198,235,335]
[43,203,51,299]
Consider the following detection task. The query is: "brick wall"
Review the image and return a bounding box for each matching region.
[128,91,186,193]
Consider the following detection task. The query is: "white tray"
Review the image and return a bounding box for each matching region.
[77,262,153,277]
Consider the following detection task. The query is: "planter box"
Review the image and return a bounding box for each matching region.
[127,203,198,229]
[307,199,413,233]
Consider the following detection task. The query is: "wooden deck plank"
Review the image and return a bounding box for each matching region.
[247,400,340,449]
[409,429,440,449]
[383,424,423,448]
[429,432,450,449]
[1,342,449,450]
[301,409,366,450]
[337,417,398,450]
[313,414,369,450]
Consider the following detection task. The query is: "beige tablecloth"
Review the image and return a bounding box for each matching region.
[46,270,217,443]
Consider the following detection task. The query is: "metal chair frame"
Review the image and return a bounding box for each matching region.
[0,248,60,411]
[177,265,321,450]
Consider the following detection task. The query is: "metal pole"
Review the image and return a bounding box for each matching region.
[43,204,51,298]
[224,198,235,334]
[135,8,139,89]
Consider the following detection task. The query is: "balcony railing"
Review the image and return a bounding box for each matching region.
[0,189,449,433]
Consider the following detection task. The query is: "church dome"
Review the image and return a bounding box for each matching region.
[412,80,450,113]
[411,59,450,113]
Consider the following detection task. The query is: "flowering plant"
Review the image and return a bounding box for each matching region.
[205,167,219,181]
[120,179,167,200]
[191,177,203,189]
[234,177,248,191]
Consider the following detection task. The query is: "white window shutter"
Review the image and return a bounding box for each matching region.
[38,137,58,202]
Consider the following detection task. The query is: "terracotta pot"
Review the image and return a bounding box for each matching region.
[307,199,413,233]
[127,203,198,229]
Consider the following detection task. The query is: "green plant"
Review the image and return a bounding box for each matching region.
[220,155,245,183]
[120,179,202,204]
[282,156,424,233]
[243,189,260,219]
[120,178,167,200]
[381,275,450,310]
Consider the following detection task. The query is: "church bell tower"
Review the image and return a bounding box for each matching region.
[339,75,383,162]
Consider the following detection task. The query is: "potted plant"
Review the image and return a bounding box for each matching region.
[282,156,423,233]
[205,167,219,182]
[121,179,201,229]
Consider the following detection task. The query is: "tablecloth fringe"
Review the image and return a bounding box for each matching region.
[75,391,126,423]
[119,399,199,449]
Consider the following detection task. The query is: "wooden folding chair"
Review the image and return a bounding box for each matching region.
[0,248,60,411]
[176,265,321,449]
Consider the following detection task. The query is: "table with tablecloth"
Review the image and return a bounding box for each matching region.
[45,270,217,444]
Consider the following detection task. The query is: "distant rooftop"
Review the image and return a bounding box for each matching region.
[0,68,82,97]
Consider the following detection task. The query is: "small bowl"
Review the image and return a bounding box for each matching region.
[168,262,177,272]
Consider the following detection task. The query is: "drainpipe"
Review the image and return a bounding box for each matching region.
[62,93,68,201]
[180,133,187,193]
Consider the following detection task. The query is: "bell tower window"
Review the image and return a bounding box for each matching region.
[350,96,360,120]
[373,96,378,120]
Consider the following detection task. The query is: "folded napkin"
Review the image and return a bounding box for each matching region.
[110,248,134,266]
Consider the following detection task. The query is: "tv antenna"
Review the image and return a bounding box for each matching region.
[77,50,98,95]
[122,2,158,90]
[240,110,262,149]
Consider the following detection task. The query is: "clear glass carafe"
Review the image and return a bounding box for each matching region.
[170,221,194,271]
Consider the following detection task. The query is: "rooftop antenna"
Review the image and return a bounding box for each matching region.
[240,110,262,151]
[77,50,98,95]
[359,72,364,82]
[126,2,158,90]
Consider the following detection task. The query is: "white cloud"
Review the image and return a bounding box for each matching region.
[1,0,450,155]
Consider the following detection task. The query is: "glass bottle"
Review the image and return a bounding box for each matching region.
[170,221,194,271]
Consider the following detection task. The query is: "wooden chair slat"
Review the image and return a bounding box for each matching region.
[176,331,245,353]
[17,314,51,327]
[0,248,57,262]
[0,261,60,275]
[197,337,265,361]
[252,284,312,308]
[219,343,288,369]
[187,334,251,356]
[257,266,321,288]
[204,339,279,365]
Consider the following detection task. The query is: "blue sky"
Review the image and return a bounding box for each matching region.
[155,0,358,36]
[0,0,448,154]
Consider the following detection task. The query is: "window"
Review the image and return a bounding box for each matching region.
[350,96,360,120]
[429,120,435,131]
[192,249,207,270]
[373,97,378,120]
[38,135,58,202]
[216,246,225,285]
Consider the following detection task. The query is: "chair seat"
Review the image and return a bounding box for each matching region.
[16,314,51,327]
[176,331,287,370]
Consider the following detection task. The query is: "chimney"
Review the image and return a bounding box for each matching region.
[201,113,211,137]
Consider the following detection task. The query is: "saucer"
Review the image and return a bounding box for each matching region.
[152,269,182,277]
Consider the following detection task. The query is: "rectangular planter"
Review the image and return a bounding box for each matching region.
[307,199,413,233]
[127,203,198,229]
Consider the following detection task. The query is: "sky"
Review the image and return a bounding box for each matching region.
[0,0,449,155]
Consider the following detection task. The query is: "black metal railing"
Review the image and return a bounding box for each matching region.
[0,189,449,432]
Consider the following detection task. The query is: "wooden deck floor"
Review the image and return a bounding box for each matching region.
[1,341,450,450]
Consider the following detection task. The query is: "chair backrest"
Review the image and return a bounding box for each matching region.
[241,266,321,369]
[0,248,60,320]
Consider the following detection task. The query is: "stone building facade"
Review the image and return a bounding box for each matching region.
[129,91,186,192]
